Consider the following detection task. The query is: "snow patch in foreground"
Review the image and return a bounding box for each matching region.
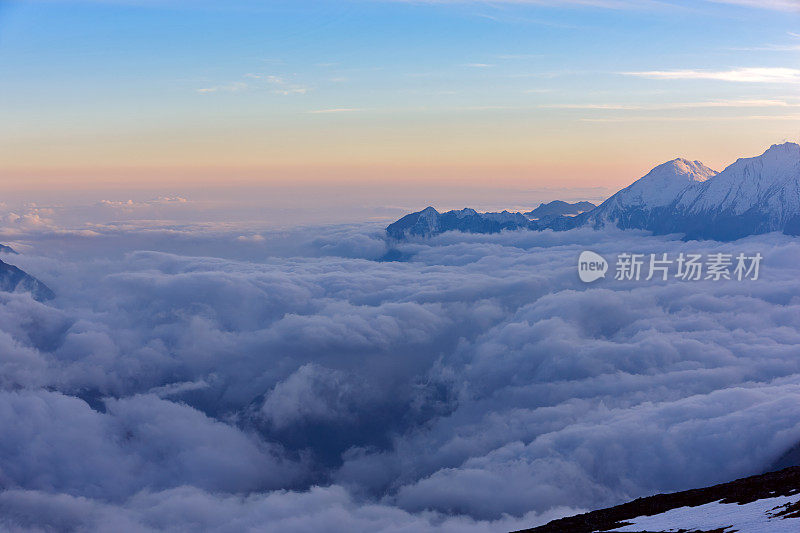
[607,493,800,533]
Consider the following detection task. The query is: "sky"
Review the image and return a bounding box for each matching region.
[3,4,800,530]
[0,0,799,202]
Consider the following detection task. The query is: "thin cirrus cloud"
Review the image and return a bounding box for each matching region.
[27,0,800,12]
[731,44,800,52]
[197,74,310,95]
[579,114,800,123]
[307,108,364,114]
[624,67,800,83]
[383,0,797,10]
[196,82,249,94]
[542,99,799,110]
[706,0,800,10]
[383,0,657,6]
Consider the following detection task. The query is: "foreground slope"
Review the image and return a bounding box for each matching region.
[515,466,800,533]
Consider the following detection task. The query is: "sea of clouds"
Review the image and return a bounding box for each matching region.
[1,203,800,532]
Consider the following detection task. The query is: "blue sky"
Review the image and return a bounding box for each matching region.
[0,0,799,193]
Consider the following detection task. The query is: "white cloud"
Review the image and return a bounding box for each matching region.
[2,218,800,529]
[197,74,309,96]
[706,0,800,11]
[543,99,799,110]
[624,67,800,83]
[273,87,309,95]
[0,485,570,533]
[732,44,800,52]
[236,234,266,242]
[260,75,310,95]
[41,0,800,11]
[579,114,800,122]
[382,0,674,9]
[98,197,189,209]
[196,82,249,94]
[381,0,797,10]
[307,108,363,114]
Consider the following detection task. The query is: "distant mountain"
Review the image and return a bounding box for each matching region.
[0,260,54,301]
[524,200,596,220]
[513,465,800,533]
[386,142,800,242]
[386,206,533,240]
[0,244,18,254]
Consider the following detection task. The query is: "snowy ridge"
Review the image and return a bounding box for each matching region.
[679,143,800,218]
[515,465,800,533]
[386,142,800,241]
[608,494,800,533]
[668,142,800,239]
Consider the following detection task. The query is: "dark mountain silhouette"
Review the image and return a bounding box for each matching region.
[0,259,54,301]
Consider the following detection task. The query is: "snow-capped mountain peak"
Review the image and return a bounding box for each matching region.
[607,158,717,209]
[577,156,717,231]
[678,141,800,219]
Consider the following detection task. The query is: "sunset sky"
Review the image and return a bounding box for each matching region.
[1,0,799,196]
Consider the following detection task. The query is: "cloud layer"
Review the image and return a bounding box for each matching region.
[1,217,800,531]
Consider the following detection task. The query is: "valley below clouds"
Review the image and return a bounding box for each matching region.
[2,216,800,532]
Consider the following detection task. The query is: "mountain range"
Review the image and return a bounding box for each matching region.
[387,142,800,241]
